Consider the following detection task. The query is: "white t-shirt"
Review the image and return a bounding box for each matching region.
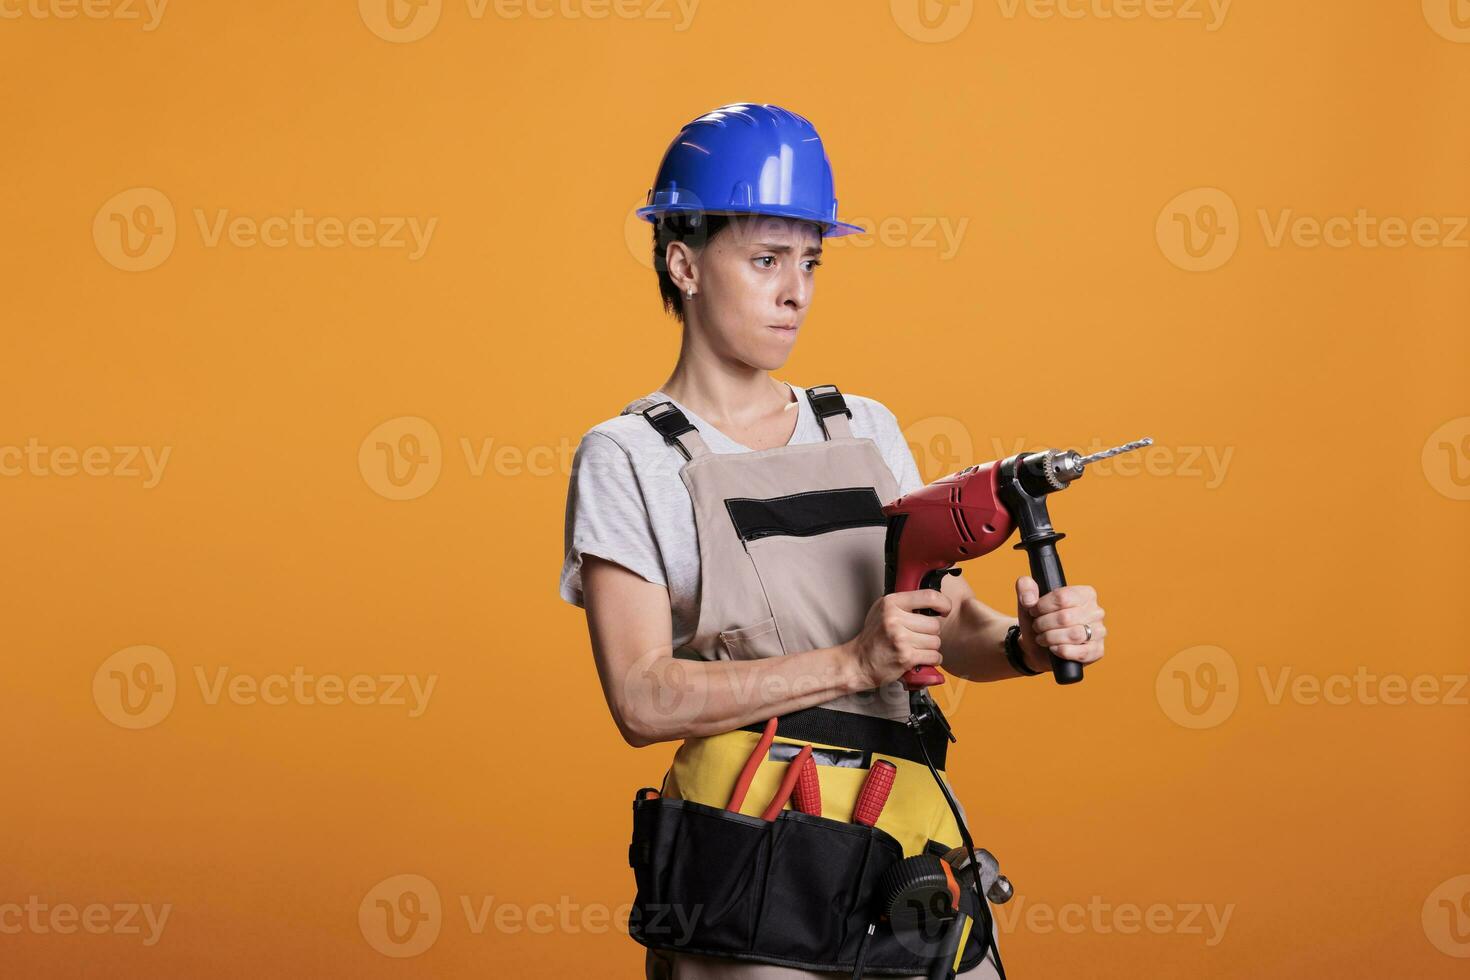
[558,382,924,649]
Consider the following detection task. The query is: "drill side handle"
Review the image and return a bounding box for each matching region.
[1016,534,1084,685]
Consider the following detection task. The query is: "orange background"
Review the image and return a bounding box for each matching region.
[2,1,1468,976]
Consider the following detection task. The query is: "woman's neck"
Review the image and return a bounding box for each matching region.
[658,363,795,430]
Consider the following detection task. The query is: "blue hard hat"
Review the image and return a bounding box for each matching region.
[637,103,865,238]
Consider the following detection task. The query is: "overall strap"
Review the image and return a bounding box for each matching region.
[634,400,711,461]
[805,383,853,440]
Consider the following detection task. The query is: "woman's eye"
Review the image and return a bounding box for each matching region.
[803,259,822,272]
[754,256,775,269]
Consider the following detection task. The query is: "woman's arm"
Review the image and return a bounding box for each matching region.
[581,555,951,746]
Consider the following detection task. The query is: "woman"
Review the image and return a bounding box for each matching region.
[559,103,1107,979]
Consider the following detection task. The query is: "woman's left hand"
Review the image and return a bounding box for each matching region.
[1015,576,1106,672]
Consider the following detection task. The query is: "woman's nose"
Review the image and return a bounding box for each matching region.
[779,266,811,310]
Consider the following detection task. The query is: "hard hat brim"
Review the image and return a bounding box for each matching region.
[636,204,866,239]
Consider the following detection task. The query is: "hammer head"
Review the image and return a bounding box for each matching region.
[942,846,1016,905]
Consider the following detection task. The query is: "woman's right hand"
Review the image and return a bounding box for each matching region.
[846,589,951,689]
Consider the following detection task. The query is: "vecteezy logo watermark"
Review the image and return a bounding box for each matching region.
[1423,0,1470,43]
[900,424,1233,490]
[989,435,1233,489]
[359,417,443,501]
[0,0,168,29]
[992,894,1234,946]
[93,188,437,271]
[902,416,976,484]
[0,440,171,488]
[620,644,709,737]
[93,646,438,729]
[359,874,699,955]
[1422,416,1470,501]
[1423,874,1470,957]
[1257,667,1469,708]
[625,198,658,270]
[93,646,177,730]
[462,896,698,941]
[93,188,177,272]
[994,0,1230,30]
[1156,187,1240,272]
[823,216,971,259]
[191,209,436,258]
[892,0,1230,41]
[358,417,580,499]
[890,0,974,43]
[193,666,437,717]
[1157,645,1470,729]
[1256,209,1470,250]
[1159,187,1470,271]
[1156,645,1239,729]
[358,0,444,42]
[359,0,700,42]
[359,874,443,958]
[0,898,172,945]
[626,201,972,263]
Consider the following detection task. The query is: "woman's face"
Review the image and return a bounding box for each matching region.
[677,215,823,371]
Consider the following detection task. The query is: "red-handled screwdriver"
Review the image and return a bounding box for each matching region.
[793,752,822,816]
[853,760,897,827]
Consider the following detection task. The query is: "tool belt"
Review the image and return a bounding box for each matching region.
[627,706,990,975]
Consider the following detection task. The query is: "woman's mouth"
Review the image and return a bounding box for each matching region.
[767,324,798,336]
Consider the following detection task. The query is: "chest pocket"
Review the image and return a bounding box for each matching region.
[722,487,889,661]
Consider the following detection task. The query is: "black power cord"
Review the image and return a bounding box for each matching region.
[912,718,1007,980]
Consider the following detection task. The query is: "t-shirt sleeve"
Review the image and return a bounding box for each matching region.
[871,403,926,499]
[559,431,668,608]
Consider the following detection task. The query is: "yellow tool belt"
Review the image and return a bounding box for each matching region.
[627,705,988,975]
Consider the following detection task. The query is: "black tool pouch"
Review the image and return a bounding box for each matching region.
[628,792,990,975]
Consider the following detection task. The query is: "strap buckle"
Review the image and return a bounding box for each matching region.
[805,384,852,439]
[641,401,697,460]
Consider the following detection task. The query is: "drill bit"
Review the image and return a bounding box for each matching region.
[1078,437,1153,467]
[1043,437,1153,487]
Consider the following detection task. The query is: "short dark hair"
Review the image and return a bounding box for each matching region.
[652,212,733,324]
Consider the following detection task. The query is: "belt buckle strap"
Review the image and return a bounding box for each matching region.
[805,384,853,440]
[641,401,697,460]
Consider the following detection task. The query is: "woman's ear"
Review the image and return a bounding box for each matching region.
[665,240,696,295]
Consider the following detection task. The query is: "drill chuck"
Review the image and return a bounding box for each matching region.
[1021,437,1153,496]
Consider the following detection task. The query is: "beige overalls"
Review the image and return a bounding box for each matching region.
[621,385,1002,979]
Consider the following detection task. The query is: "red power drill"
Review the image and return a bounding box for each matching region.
[883,438,1151,731]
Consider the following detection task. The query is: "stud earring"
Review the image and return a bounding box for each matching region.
[685,287,695,299]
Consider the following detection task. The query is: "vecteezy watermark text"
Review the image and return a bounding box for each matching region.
[358,874,700,958]
[0,440,170,488]
[0,0,167,29]
[1158,187,1470,271]
[93,646,439,729]
[993,894,1233,946]
[358,0,700,43]
[0,898,171,945]
[1157,645,1470,729]
[94,188,437,272]
[194,666,436,718]
[995,0,1230,30]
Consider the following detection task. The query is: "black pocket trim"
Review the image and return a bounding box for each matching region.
[725,486,885,542]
